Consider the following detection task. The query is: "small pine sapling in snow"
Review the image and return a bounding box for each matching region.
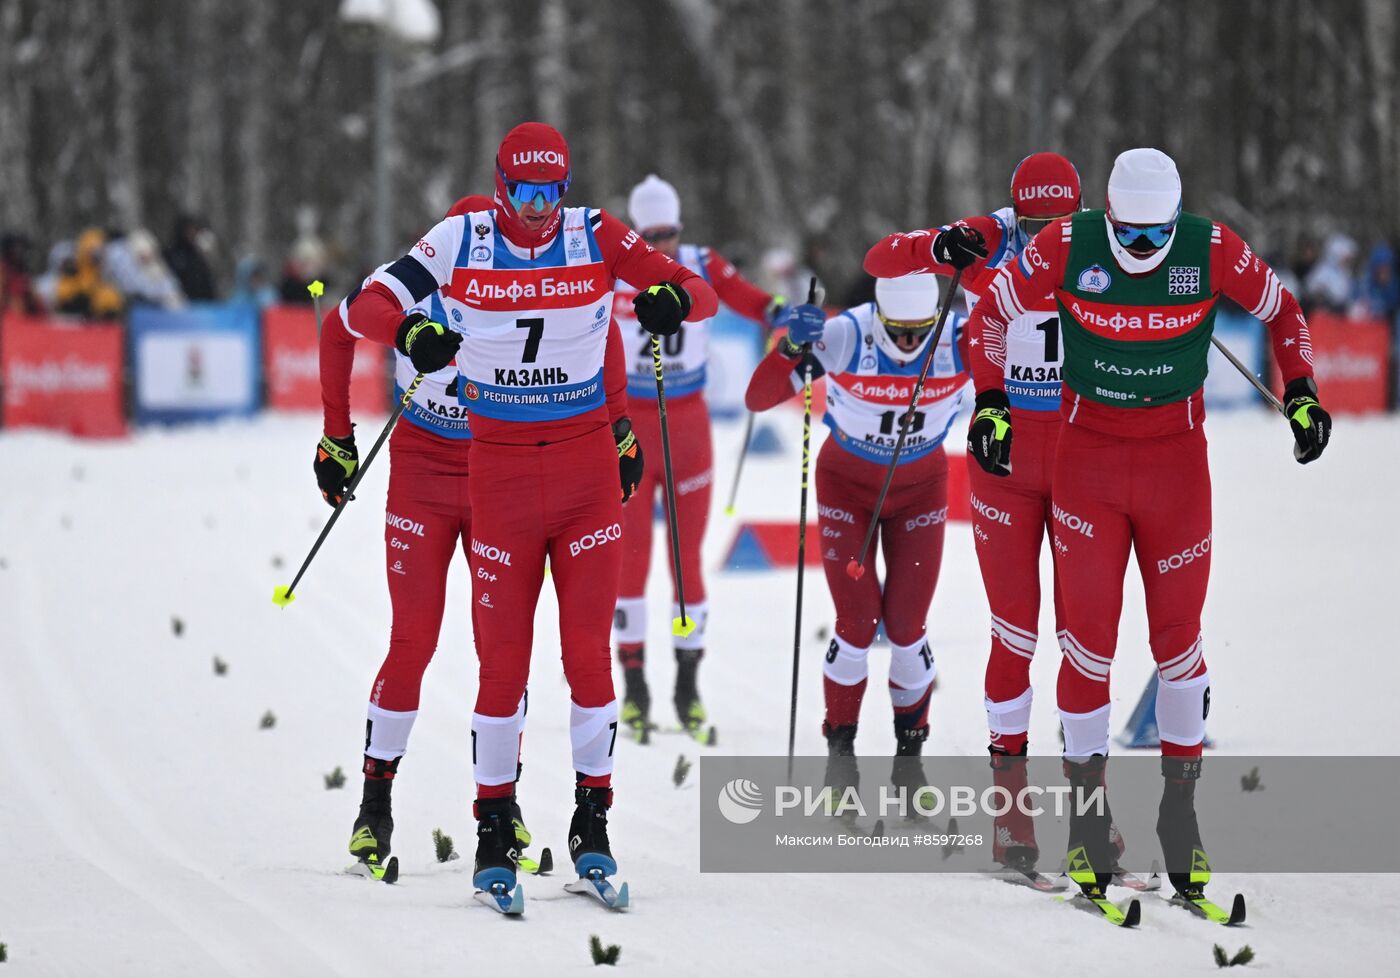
[1,941,7,962]
[172,616,185,637]
[1214,944,1255,967]
[589,935,621,966]
[324,766,345,789]
[433,828,457,862]
[1240,767,1264,792]
[213,656,228,675]
[259,710,276,729]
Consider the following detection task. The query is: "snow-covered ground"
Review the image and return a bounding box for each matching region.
[1,407,1397,976]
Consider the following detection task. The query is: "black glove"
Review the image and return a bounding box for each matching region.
[314,432,358,507]
[932,225,989,270]
[632,282,691,337]
[395,312,462,373]
[1283,376,1331,464]
[614,418,645,503]
[967,389,1013,477]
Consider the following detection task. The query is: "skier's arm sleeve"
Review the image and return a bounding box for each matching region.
[864,216,1005,281]
[595,210,719,321]
[319,301,358,438]
[1212,223,1316,384]
[605,315,628,424]
[967,219,1069,394]
[347,217,464,345]
[745,346,809,411]
[705,247,774,322]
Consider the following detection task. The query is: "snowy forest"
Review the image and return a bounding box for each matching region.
[1,0,1397,300]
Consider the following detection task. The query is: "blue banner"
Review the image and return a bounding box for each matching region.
[130,303,261,424]
[1205,309,1269,412]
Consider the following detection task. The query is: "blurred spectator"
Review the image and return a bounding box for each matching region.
[54,228,124,319]
[105,228,186,310]
[231,255,278,308]
[33,240,73,312]
[279,206,331,303]
[1359,242,1399,322]
[165,214,219,301]
[1,232,44,315]
[1303,233,1359,314]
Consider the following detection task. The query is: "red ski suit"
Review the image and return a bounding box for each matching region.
[965,216,1315,758]
[868,214,1065,758]
[612,246,774,660]
[348,203,717,795]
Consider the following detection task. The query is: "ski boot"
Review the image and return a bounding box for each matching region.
[891,722,936,818]
[565,784,629,908]
[1158,756,1209,898]
[473,796,519,889]
[674,649,715,745]
[620,662,652,743]
[988,745,1041,873]
[1063,755,1116,899]
[348,756,397,861]
[822,722,860,818]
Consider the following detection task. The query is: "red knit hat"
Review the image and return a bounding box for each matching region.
[1009,152,1082,219]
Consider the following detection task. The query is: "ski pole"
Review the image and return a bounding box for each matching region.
[724,410,756,517]
[308,279,326,334]
[787,276,819,775]
[272,372,425,607]
[1210,334,1285,412]
[651,333,697,638]
[846,266,964,582]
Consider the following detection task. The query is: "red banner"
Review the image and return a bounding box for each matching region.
[1,315,127,437]
[1273,311,1391,415]
[263,305,389,414]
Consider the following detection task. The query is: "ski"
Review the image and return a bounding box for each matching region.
[1168,889,1246,926]
[518,847,554,876]
[1112,861,1162,892]
[1057,891,1142,927]
[659,724,717,746]
[474,881,525,915]
[345,854,398,884]
[994,868,1070,893]
[564,869,630,910]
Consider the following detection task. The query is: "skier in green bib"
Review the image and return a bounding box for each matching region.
[962,148,1331,908]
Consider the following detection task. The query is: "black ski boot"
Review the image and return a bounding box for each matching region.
[1064,755,1115,897]
[891,723,933,818]
[472,796,519,892]
[1157,756,1211,897]
[822,722,860,816]
[621,663,652,741]
[348,755,399,863]
[568,785,617,878]
[674,648,712,742]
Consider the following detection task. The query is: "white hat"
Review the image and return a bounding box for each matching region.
[1106,148,1181,224]
[628,175,681,231]
[875,273,940,322]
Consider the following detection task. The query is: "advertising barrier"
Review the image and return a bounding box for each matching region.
[263,304,389,414]
[1,314,127,437]
[130,303,260,423]
[1279,310,1391,414]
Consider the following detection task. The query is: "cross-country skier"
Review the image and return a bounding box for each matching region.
[340,123,717,902]
[865,153,1082,873]
[316,193,632,879]
[963,147,1331,903]
[611,174,788,742]
[744,273,968,801]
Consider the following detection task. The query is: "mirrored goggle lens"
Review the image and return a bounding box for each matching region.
[877,311,937,332]
[506,178,569,209]
[1111,219,1175,250]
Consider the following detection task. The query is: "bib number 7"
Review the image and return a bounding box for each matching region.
[517,317,544,363]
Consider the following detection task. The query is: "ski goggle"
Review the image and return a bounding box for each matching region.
[877,310,937,335]
[500,168,571,211]
[640,226,681,244]
[1109,204,1181,251]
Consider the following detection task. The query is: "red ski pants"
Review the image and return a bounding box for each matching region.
[1052,422,1212,755]
[968,413,1063,754]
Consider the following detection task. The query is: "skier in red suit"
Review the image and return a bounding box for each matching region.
[610,174,787,742]
[343,123,717,896]
[865,153,1083,873]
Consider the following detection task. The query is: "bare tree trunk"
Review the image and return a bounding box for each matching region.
[236,0,273,260]
[1363,0,1398,232]
[107,0,143,230]
[0,0,39,231]
[536,0,569,130]
[184,0,227,231]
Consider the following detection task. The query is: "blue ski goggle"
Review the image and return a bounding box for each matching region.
[500,168,571,211]
[1109,203,1181,251]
